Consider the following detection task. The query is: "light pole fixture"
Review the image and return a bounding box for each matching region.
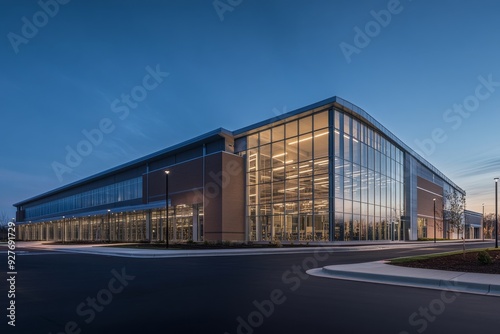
[433,198,436,243]
[495,178,499,248]
[482,203,485,241]
[62,216,65,244]
[165,170,170,249]
[107,209,111,242]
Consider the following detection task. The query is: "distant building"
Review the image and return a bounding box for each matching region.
[14,97,465,243]
[464,210,482,239]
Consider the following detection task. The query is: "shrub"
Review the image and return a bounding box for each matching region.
[269,240,282,248]
[478,250,492,265]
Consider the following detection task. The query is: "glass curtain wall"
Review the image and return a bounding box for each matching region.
[244,108,404,242]
[25,177,143,219]
[17,207,193,242]
[246,110,330,242]
[333,110,404,241]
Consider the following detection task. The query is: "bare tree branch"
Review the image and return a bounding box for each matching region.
[0,211,10,227]
[443,190,466,240]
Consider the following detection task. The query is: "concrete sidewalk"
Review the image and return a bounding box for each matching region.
[307,260,500,297]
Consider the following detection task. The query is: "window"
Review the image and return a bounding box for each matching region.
[314,111,328,130]
[299,116,312,134]
[272,125,284,142]
[25,177,143,219]
[248,133,259,148]
[260,130,271,145]
[285,121,298,138]
[314,130,329,158]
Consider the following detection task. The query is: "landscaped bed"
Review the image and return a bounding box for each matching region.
[390,248,500,274]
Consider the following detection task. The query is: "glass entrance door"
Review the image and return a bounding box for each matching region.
[175,205,193,241]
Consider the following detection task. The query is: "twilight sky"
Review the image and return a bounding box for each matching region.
[2,0,500,219]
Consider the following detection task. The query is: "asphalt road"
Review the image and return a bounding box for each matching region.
[2,242,498,334]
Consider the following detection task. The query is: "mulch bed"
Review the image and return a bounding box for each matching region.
[392,250,500,274]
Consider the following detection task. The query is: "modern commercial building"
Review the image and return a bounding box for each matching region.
[14,96,466,243]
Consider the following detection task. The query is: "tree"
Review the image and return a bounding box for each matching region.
[443,190,466,240]
[0,211,10,241]
[483,213,498,239]
[0,211,9,226]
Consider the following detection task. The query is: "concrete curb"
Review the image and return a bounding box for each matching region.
[13,240,495,259]
[307,261,500,297]
[16,241,486,258]
[36,245,414,258]
[45,247,340,258]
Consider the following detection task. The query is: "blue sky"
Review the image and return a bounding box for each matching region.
[2,0,500,220]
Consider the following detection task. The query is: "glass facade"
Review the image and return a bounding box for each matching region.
[417,217,427,239]
[17,204,204,243]
[334,110,404,241]
[25,177,143,219]
[241,108,404,242]
[243,110,329,241]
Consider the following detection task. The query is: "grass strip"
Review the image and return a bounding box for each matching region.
[389,248,495,264]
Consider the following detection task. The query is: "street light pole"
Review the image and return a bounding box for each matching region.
[107,209,111,242]
[62,216,65,244]
[433,198,436,243]
[495,178,498,248]
[482,203,485,241]
[165,170,170,249]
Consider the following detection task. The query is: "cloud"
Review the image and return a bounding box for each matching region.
[449,151,500,179]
